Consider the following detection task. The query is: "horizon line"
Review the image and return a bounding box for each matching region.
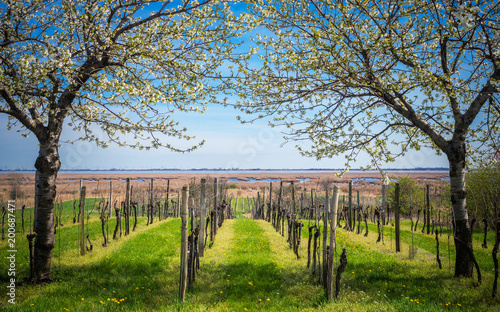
[0,167,449,172]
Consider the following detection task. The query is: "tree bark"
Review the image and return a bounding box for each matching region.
[33,138,61,281]
[448,144,474,277]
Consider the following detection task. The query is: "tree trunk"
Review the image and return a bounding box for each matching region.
[33,139,61,282]
[448,146,475,277]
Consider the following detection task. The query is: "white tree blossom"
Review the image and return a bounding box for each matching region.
[0,0,251,281]
[230,0,500,278]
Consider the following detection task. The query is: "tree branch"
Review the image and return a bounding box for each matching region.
[111,0,213,41]
[0,88,39,135]
[463,68,500,130]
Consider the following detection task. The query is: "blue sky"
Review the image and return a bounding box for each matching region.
[0,104,449,170]
[0,1,451,171]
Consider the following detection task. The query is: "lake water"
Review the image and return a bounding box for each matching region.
[228,178,311,183]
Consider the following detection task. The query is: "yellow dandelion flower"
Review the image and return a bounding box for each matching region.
[266,298,270,301]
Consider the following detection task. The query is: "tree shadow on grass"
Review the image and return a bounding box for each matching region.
[190,258,324,311]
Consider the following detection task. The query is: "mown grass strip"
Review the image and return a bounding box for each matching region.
[1,214,158,280]
[188,218,323,311]
[2,218,181,312]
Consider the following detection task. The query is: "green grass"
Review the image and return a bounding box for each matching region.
[1,218,181,311]
[231,197,255,216]
[186,218,323,311]
[1,200,499,311]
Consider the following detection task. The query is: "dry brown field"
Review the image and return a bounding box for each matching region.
[0,170,449,208]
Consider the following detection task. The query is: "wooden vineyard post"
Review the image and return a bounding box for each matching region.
[278,181,283,228]
[109,180,112,217]
[262,188,266,220]
[354,190,359,233]
[256,192,260,220]
[219,181,223,205]
[328,185,339,301]
[291,181,297,256]
[199,179,206,257]
[188,197,195,286]
[426,184,431,235]
[108,180,112,241]
[21,205,25,234]
[79,186,86,256]
[381,184,386,242]
[300,193,304,219]
[150,179,154,224]
[322,184,329,289]
[125,178,131,235]
[310,189,314,220]
[177,190,180,218]
[179,186,189,302]
[269,182,272,223]
[395,183,401,252]
[165,180,170,219]
[212,178,218,240]
[348,182,353,231]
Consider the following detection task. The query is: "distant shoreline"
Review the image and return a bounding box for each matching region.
[0,167,449,174]
[1,169,450,207]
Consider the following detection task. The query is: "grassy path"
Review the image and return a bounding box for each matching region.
[188,218,323,311]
